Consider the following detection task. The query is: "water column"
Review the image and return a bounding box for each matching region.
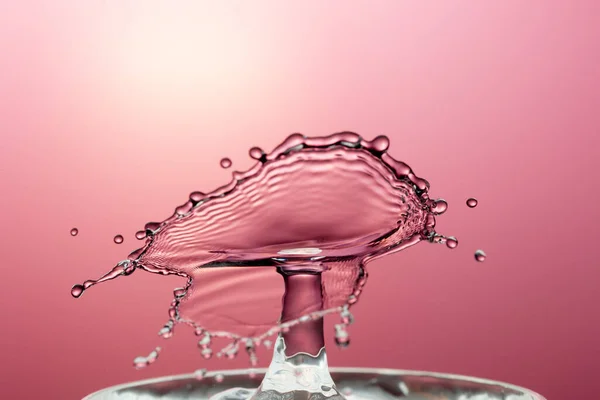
[251,264,345,399]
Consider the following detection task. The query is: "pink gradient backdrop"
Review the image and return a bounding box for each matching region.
[1,1,598,399]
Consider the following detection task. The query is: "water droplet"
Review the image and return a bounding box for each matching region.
[263,340,272,349]
[113,234,124,244]
[446,236,458,249]
[466,198,478,208]
[249,147,265,160]
[71,284,84,298]
[474,249,487,262]
[200,347,212,359]
[198,333,211,348]
[135,230,146,240]
[220,158,232,169]
[334,324,350,348]
[431,199,448,215]
[321,385,332,391]
[214,373,225,383]
[340,308,354,325]
[175,201,194,217]
[158,321,174,338]
[144,222,160,236]
[70,228,79,236]
[371,135,390,152]
[189,191,205,203]
[133,347,161,369]
[194,369,207,381]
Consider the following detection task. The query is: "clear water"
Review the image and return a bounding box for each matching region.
[72,132,468,399]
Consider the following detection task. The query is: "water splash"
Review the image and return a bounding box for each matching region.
[71,132,458,373]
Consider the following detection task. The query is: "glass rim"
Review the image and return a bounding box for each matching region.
[84,367,546,400]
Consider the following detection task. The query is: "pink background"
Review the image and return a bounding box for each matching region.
[1,1,599,399]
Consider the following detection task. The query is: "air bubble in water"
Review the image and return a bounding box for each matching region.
[474,249,487,262]
[220,158,232,169]
[467,198,478,208]
[70,228,78,236]
[113,235,124,244]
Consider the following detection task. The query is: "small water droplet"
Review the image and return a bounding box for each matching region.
[71,284,84,298]
[201,347,213,359]
[474,249,487,262]
[340,308,354,325]
[321,385,332,392]
[371,135,390,152]
[220,158,232,169]
[135,230,146,240]
[133,347,161,369]
[446,236,458,249]
[175,201,194,216]
[466,198,478,208]
[431,199,448,215]
[70,228,79,236]
[198,333,211,348]
[113,234,124,244]
[249,147,264,160]
[144,222,160,236]
[214,373,225,383]
[334,324,350,348]
[189,191,205,203]
[194,369,207,380]
[158,321,174,338]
